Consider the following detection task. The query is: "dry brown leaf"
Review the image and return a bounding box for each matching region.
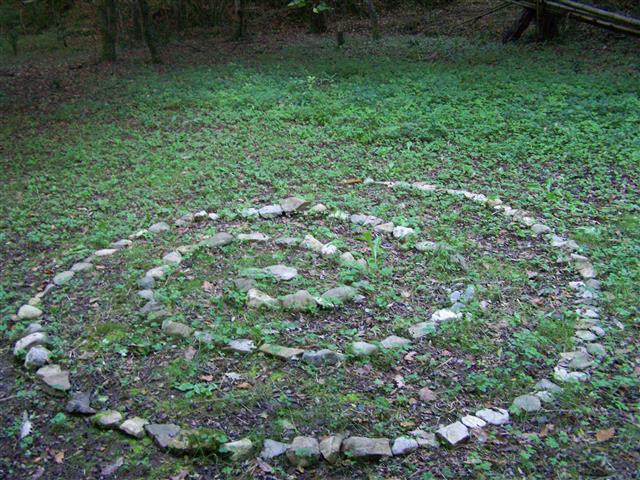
[199,374,214,382]
[184,346,197,361]
[53,451,65,464]
[540,423,554,437]
[595,427,615,442]
[170,469,189,480]
[202,281,215,293]
[237,382,252,389]
[340,177,363,185]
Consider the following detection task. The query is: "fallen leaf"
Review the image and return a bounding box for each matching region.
[540,423,554,437]
[184,346,196,361]
[199,374,214,382]
[237,382,252,389]
[170,469,189,480]
[53,451,65,464]
[202,281,215,293]
[256,457,273,473]
[394,374,405,388]
[404,351,417,362]
[595,427,615,442]
[340,177,363,185]
[100,457,123,477]
[418,387,436,402]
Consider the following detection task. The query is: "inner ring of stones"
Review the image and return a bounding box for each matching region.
[15,183,604,462]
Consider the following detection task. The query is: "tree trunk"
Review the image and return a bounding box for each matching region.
[132,0,143,42]
[137,0,160,63]
[99,0,117,61]
[175,0,185,32]
[365,0,380,40]
[233,0,245,39]
[309,3,327,33]
[502,7,535,43]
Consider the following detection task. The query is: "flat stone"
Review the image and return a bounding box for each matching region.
[258,205,283,218]
[302,234,324,252]
[374,222,395,233]
[237,232,270,242]
[247,289,279,309]
[418,387,436,402]
[275,236,301,246]
[380,335,411,349]
[567,351,595,370]
[137,275,155,289]
[175,213,194,226]
[259,343,305,360]
[200,232,234,248]
[511,394,542,413]
[571,254,596,278]
[409,321,436,339]
[162,251,182,266]
[149,222,170,233]
[575,330,597,342]
[176,244,198,254]
[140,300,165,315]
[534,378,562,393]
[553,367,589,383]
[146,266,169,279]
[119,417,148,438]
[302,349,345,366]
[71,262,94,272]
[241,207,259,218]
[94,249,118,257]
[431,309,462,323]
[342,437,392,459]
[410,430,439,448]
[65,391,96,415]
[589,325,605,337]
[350,214,384,226]
[130,229,148,238]
[393,226,415,239]
[227,339,256,353]
[281,290,317,311]
[260,439,290,459]
[221,438,254,461]
[531,224,551,235]
[286,436,320,467]
[340,252,356,263]
[161,320,194,338]
[535,391,555,403]
[233,277,256,291]
[27,297,41,306]
[586,343,606,356]
[17,305,43,320]
[145,424,181,449]
[280,196,309,213]
[14,332,48,356]
[24,346,51,369]
[92,410,123,429]
[392,437,419,455]
[53,271,74,286]
[110,239,133,249]
[476,407,510,425]
[320,286,357,304]
[263,264,297,281]
[321,244,338,256]
[309,203,327,213]
[24,322,43,335]
[460,415,486,429]
[437,422,469,446]
[319,435,343,464]
[137,289,155,301]
[415,241,440,252]
[352,341,379,356]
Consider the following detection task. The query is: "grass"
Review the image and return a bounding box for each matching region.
[1,33,639,479]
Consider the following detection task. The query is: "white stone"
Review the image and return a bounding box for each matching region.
[162,251,182,266]
[380,335,411,349]
[531,224,551,235]
[94,249,118,257]
[53,271,74,285]
[149,222,170,233]
[391,437,419,455]
[119,417,148,438]
[393,226,415,239]
[237,232,270,242]
[352,341,378,356]
[147,266,169,279]
[260,439,290,459]
[460,415,486,429]
[258,205,283,218]
[17,305,43,320]
[221,438,254,461]
[247,289,279,309]
[374,222,395,233]
[436,422,469,446]
[511,394,542,413]
[476,408,510,425]
[263,264,297,281]
[301,234,324,253]
[321,244,338,256]
[71,262,93,272]
[227,339,256,353]
[24,346,51,369]
[110,239,133,249]
[14,332,48,356]
[351,214,384,226]
[309,203,327,213]
[431,309,462,323]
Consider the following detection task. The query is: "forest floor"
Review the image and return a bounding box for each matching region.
[1,23,639,480]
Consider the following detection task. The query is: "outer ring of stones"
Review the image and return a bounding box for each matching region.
[12,183,606,465]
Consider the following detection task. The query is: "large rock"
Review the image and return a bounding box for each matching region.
[17,305,43,320]
[391,437,419,455]
[319,435,343,464]
[380,335,411,349]
[281,290,317,311]
[149,222,170,233]
[259,205,283,218]
[280,197,309,213]
[436,422,469,446]
[53,271,74,286]
[24,346,51,369]
[475,407,510,425]
[14,332,48,356]
[342,437,392,459]
[511,394,542,413]
[259,344,305,360]
[200,232,234,248]
[320,286,357,305]
[263,265,297,281]
[120,417,149,438]
[161,320,194,338]
[247,289,279,309]
[65,391,96,415]
[352,341,379,356]
[91,410,123,429]
[286,436,321,467]
[145,424,181,449]
[260,439,290,459]
[221,438,254,461]
[302,349,345,366]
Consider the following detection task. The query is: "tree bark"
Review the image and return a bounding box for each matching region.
[309,3,327,33]
[365,0,380,40]
[502,7,535,43]
[132,0,143,42]
[99,0,117,61]
[233,0,245,39]
[137,0,160,63]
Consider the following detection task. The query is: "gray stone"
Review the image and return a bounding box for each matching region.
[319,435,343,464]
[431,309,462,323]
[531,224,551,235]
[130,229,148,239]
[227,339,256,354]
[237,232,270,242]
[286,436,320,467]
[350,214,384,226]
[146,266,169,279]
[589,325,605,337]
[393,226,415,239]
[65,391,96,415]
[110,239,133,249]
[53,271,74,286]
[586,343,606,357]
[247,289,279,309]
[162,320,193,338]
[409,321,436,339]
[24,346,51,369]
[241,208,259,218]
[380,335,411,349]
[374,222,395,233]
[436,422,469,446]
[137,289,155,301]
[575,330,597,342]
[275,236,301,246]
[553,367,589,383]
[17,305,43,320]
[567,351,595,370]
[24,322,43,335]
[301,234,324,252]
[571,254,596,279]
[511,394,542,413]
[320,286,357,304]
[200,232,234,248]
[302,349,345,366]
[476,408,510,425]
[392,437,419,455]
[281,290,317,311]
[162,251,182,266]
[92,410,123,429]
[415,241,440,252]
[137,275,155,289]
[340,252,356,263]
[352,341,378,356]
[534,378,562,393]
[409,430,439,448]
[460,415,486,429]
[309,203,327,213]
[176,244,198,254]
[280,197,309,213]
[27,297,41,306]
[221,438,254,461]
[233,277,256,291]
[263,264,297,281]
[321,244,338,256]
[259,344,305,360]
[71,262,94,272]
[535,391,555,403]
[260,439,290,460]
[94,249,118,257]
[258,205,283,218]
[342,437,392,459]
[175,213,194,226]
[14,332,48,356]
[145,424,181,449]
[119,417,148,438]
[140,300,165,315]
[149,222,170,233]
